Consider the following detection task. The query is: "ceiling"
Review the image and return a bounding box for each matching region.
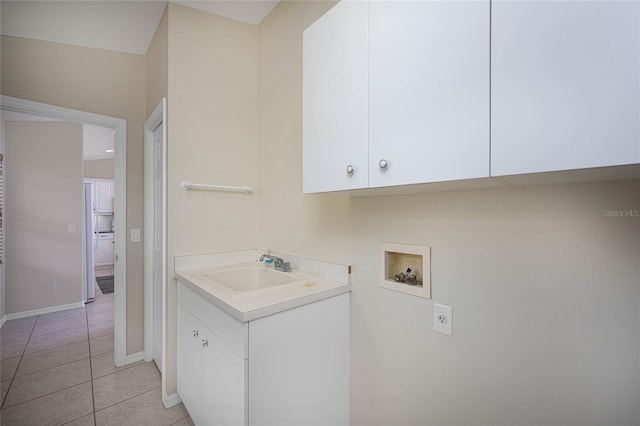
[0,1,280,55]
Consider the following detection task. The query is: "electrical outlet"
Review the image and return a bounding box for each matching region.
[433,303,452,336]
[131,228,140,242]
[47,280,57,291]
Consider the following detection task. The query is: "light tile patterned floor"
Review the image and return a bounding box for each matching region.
[0,272,193,426]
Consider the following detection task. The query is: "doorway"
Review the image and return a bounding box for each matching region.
[1,95,128,366]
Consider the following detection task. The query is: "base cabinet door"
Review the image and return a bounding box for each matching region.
[202,332,247,426]
[177,304,203,425]
[96,237,114,266]
[248,293,350,426]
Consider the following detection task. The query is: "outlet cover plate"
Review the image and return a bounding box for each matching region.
[433,303,452,336]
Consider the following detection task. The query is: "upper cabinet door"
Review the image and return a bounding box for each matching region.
[368,0,490,187]
[491,1,640,176]
[303,1,369,193]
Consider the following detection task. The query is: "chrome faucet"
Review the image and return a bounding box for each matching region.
[259,253,292,272]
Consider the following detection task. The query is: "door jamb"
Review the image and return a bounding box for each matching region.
[143,98,168,402]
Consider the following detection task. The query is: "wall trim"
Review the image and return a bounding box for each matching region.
[4,301,85,321]
[125,351,145,365]
[0,95,128,367]
[162,391,182,409]
[0,315,7,328]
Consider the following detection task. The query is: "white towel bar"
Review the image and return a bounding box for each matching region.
[180,181,253,194]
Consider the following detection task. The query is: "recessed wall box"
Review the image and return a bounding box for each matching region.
[379,242,431,299]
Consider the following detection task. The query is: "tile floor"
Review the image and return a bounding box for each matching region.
[0,268,193,426]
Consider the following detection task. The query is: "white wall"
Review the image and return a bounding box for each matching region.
[5,121,84,313]
[257,2,640,424]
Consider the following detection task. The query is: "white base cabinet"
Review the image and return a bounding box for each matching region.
[95,233,114,267]
[177,282,350,426]
[177,304,246,426]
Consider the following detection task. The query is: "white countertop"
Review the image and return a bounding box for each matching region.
[175,253,351,322]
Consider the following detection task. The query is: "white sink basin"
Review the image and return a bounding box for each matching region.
[203,264,320,297]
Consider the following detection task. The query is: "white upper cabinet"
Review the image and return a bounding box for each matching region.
[491,0,640,176]
[304,0,639,193]
[303,0,490,193]
[96,180,114,213]
[303,1,369,193]
[368,0,490,187]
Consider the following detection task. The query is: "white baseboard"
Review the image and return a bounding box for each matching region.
[162,391,182,409]
[0,315,6,328]
[125,351,145,365]
[3,301,85,321]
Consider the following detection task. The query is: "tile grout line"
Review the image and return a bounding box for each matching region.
[1,379,94,411]
[1,309,93,411]
[20,328,89,357]
[1,279,117,422]
[0,317,38,410]
[86,299,99,426]
[93,384,163,415]
[9,351,91,381]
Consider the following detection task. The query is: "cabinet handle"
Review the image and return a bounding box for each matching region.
[192,330,199,338]
[378,159,388,169]
[346,165,354,175]
[202,339,208,348]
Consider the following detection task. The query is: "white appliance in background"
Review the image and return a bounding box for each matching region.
[82,182,96,303]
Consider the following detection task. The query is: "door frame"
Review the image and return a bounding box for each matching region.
[143,98,168,402]
[0,95,128,366]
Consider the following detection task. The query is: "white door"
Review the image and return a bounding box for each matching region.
[152,121,165,371]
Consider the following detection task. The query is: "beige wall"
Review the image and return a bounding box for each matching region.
[83,158,114,179]
[164,3,259,393]
[1,35,146,354]
[257,1,346,261]
[5,122,84,313]
[146,6,168,115]
[257,2,640,424]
